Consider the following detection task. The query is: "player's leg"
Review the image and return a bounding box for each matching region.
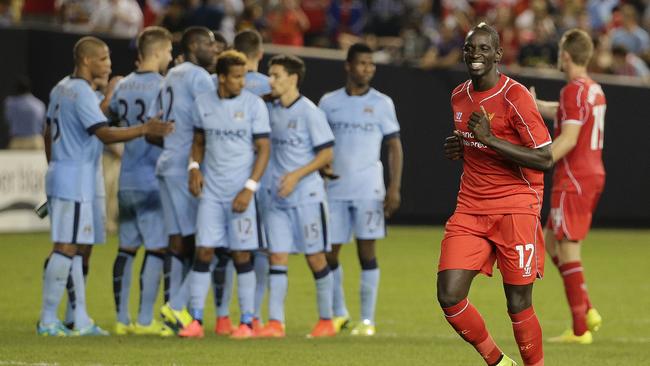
[252,249,268,329]
[158,177,184,304]
[325,200,353,330]
[134,190,169,335]
[255,206,291,338]
[438,213,507,365]
[212,247,235,335]
[39,241,76,336]
[112,190,139,334]
[493,214,545,365]
[302,202,336,338]
[229,202,263,339]
[350,199,385,335]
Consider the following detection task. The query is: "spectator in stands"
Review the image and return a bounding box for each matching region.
[326,0,366,47]
[218,0,244,43]
[3,76,46,150]
[90,0,143,38]
[419,19,462,70]
[518,20,558,68]
[0,0,15,27]
[161,0,188,40]
[267,0,309,46]
[610,4,650,56]
[302,0,331,47]
[56,0,94,33]
[610,44,650,81]
[185,0,224,31]
[365,0,406,38]
[237,0,266,33]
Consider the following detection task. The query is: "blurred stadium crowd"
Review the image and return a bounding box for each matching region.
[2,0,650,79]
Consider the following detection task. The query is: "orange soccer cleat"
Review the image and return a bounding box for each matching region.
[214,316,233,335]
[252,318,263,332]
[254,320,285,338]
[230,324,254,340]
[178,320,204,338]
[307,319,336,338]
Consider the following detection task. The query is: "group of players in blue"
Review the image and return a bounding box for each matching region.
[37,25,403,340]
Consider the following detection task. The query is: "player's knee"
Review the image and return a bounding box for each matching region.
[505,287,533,314]
[306,252,328,272]
[436,280,466,308]
[356,239,376,261]
[195,247,214,264]
[231,251,251,265]
[214,247,231,267]
[359,257,378,271]
[191,258,211,273]
[54,243,77,257]
[233,258,254,274]
[168,235,184,254]
[270,252,288,266]
[325,251,339,268]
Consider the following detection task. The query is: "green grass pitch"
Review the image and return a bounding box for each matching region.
[0,227,649,365]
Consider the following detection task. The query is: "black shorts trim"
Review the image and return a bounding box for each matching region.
[71,201,81,244]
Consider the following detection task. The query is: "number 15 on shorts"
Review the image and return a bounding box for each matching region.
[516,244,535,277]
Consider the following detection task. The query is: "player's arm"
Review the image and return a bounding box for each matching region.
[384,136,403,218]
[145,133,164,147]
[469,108,553,171]
[188,128,205,197]
[94,114,172,144]
[43,122,51,163]
[529,86,558,120]
[232,136,271,212]
[550,123,581,162]
[278,145,334,198]
[98,76,122,116]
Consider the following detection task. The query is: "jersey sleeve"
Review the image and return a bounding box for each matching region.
[379,96,400,139]
[77,85,108,135]
[308,107,335,152]
[505,84,552,148]
[191,71,216,98]
[558,83,587,126]
[251,97,271,139]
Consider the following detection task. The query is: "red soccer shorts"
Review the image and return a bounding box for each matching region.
[438,213,545,285]
[546,189,602,242]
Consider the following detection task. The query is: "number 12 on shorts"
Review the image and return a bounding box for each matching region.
[516,244,535,277]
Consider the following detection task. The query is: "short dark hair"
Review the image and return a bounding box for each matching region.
[136,26,172,58]
[73,36,107,65]
[216,50,247,76]
[269,54,306,85]
[11,75,31,95]
[346,43,372,62]
[234,29,263,59]
[212,30,228,47]
[181,26,212,56]
[469,22,500,49]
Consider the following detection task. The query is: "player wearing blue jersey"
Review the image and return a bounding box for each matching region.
[150,27,217,317]
[255,55,336,339]
[319,43,403,336]
[108,27,174,336]
[38,36,172,337]
[231,28,273,332]
[164,51,271,339]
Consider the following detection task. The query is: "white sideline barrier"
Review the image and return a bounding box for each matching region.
[0,150,49,232]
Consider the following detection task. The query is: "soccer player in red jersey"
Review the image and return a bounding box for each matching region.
[439,23,553,366]
[531,29,605,345]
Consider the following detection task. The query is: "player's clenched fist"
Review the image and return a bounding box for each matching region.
[143,113,174,138]
[468,106,492,143]
[188,168,203,197]
[232,189,253,213]
[444,130,464,160]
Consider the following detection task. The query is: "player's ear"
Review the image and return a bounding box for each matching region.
[495,47,503,63]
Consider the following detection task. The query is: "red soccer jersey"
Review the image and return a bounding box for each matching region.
[553,77,606,193]
[450,74,552,216]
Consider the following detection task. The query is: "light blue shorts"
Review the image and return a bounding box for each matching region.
[196,197,264,251]
[265,202,330,255]
[158,175,198,237]
[118,189,166,250]
[49,196,105,245]
[328,199,385,244]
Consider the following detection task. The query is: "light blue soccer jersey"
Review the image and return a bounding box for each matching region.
[192,89,270,201]
[211,71,271,97]
[45,76,107,201]
[319,88,400,200]
[266,96,334,207]
[109,71,163,191]
[245,71,271,96]
[151,62,215,177]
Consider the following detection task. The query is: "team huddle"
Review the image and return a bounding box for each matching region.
[37,21,605,366]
